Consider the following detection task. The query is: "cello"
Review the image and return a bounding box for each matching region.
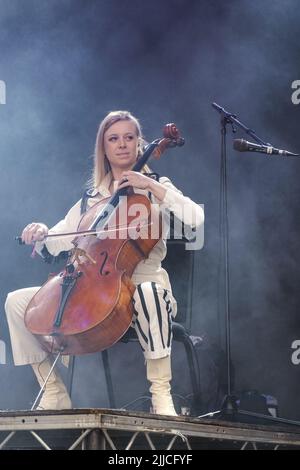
[22,124,184,356]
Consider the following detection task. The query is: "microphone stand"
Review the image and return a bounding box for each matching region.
[201,102,300,428]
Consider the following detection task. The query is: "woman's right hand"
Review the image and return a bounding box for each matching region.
[21,223,49,245]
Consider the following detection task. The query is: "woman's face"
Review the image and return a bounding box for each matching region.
[103,119,139,172]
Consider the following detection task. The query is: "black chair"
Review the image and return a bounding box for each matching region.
[67,232,202,414]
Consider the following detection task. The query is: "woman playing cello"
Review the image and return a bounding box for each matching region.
[5,110,204,416]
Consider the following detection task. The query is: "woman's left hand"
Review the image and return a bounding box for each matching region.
[117,171,151,190]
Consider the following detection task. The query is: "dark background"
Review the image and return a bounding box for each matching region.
[0,0,300,420]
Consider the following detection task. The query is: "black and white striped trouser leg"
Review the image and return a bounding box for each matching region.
[132,281,176,360]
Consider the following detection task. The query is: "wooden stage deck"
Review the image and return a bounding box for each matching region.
[0,408,300,450]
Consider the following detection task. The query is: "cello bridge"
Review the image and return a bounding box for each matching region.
[71,247,96,265]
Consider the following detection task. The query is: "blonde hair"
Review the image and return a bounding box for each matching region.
[92,110,149,189]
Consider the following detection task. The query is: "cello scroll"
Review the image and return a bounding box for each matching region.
[152,123,185,159]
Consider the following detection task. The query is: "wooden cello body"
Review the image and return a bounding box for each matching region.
[25,193,161,355]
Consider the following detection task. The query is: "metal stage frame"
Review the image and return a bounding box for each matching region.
[0,409,300,450]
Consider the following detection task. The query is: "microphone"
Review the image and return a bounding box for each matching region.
[233,139,299,157]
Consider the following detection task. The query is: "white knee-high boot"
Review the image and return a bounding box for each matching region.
[31,358,72,410]
[146,356,177,416]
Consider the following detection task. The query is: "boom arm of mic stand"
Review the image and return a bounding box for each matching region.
[212,102,271,146]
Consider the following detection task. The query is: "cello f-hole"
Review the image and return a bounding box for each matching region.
[99,251,110,276]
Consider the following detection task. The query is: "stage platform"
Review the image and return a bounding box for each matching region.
[0,408,300,450]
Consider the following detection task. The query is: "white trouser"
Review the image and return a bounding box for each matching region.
[5,282,176,365]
